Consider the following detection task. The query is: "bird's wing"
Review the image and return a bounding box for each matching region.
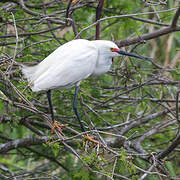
[32,40,98,91]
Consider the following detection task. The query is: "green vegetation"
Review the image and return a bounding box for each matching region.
[0,0,180,179]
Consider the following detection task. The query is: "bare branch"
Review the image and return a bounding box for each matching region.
[171,7,180,27]
[0,136,49,153]
[75,8,177,39]
[95,0,104,40]
[156,131,180,159]
[116,26,180,47]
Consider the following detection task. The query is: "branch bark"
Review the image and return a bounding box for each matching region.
[0,136,49,153]
[95,0,104,40]
[171,7,180,27]
[116,26,180,47]
[156,131,180,159]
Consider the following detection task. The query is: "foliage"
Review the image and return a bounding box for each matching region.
[0,0,180,179]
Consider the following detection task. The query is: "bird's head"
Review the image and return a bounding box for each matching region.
[93,40,146,60]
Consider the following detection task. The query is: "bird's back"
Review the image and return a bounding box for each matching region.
[22,39,98,92]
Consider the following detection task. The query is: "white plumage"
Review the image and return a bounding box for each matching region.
[22,38,146,135]
[22,39,121,92]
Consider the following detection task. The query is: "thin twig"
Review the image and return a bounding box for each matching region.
[75,8,178,39]
[5,12,18,76]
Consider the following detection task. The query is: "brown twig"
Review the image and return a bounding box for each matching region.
[95,0,104,40]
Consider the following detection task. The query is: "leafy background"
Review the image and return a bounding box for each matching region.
[0,0,180,179]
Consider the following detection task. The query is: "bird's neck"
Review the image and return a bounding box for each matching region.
[93,56,112,76]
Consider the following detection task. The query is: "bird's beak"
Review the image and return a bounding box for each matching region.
[116,49,145,60]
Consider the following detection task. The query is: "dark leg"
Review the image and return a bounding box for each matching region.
[73,86,100,145]
[47,90,68,133]
[47,90,54,123]
[73,85,85,132]
[47,90,68,134]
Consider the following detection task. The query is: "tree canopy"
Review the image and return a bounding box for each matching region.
[0,0,180,179]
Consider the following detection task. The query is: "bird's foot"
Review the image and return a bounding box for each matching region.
[51,120,68,134]
[66,0,79,5]
[84,134,100,146]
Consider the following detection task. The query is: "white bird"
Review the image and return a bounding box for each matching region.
[22,39,146,139]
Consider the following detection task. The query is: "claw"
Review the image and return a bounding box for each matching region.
[84,134,100,146]
[51,120,68,134]
[66,0,79,5]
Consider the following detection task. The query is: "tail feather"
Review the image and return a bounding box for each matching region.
[21,64,37,83]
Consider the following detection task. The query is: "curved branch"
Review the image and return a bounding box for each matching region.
[19,0,65,24]
[75,8,178,39]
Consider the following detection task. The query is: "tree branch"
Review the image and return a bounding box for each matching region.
[0,25,63,39]
[157,131,180,159]
[95,0,104,40]
[0,136,49,153]
[19,0,65,24]
[116,26,180,47]
[171,7,180,27]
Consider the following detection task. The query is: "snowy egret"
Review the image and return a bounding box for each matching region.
[22,39,147,139]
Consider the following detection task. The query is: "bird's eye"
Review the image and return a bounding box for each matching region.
[110,48,115,52]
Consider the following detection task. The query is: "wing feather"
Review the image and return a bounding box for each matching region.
[31,39,98,91]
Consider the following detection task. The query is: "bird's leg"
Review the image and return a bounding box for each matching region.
[73,85,85,132]
[47,90,54,121]
[47,90,67,134]
[73,86,99,145]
